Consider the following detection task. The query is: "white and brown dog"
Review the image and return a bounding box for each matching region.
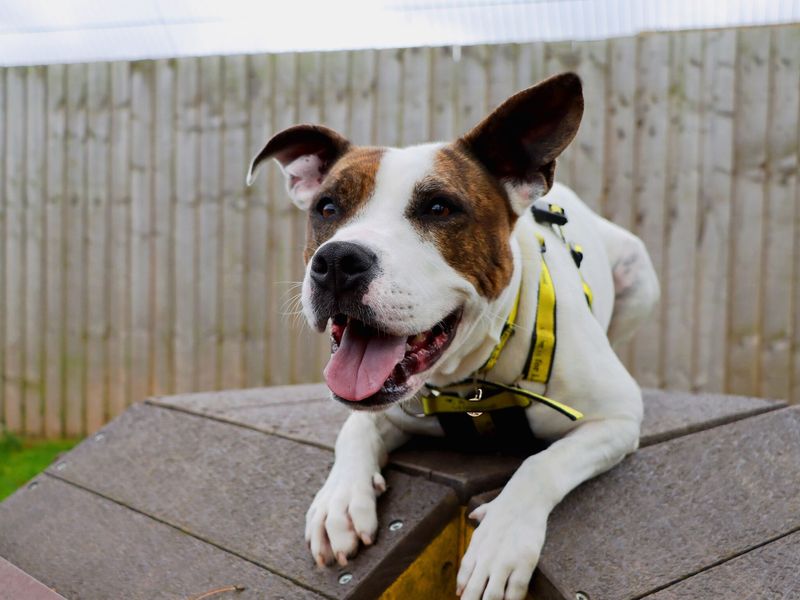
[247,72,659,600]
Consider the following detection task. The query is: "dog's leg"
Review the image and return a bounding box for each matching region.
[305,411,409,566]
[594,217,660,348]
[457,401,641,600]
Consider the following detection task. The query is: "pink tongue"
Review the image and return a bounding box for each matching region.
[324,325,407,401]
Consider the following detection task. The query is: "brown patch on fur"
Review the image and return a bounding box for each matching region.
[303,147,385,263]
[406,144,518,299]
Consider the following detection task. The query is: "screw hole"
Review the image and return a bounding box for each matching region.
[338,573,353,585]
[388,520,404,531]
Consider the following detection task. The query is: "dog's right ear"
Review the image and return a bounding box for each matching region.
[246,124,351,210]
[459,72,583,214]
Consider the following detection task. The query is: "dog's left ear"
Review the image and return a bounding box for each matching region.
[459,72,583,214]
[246,124,351,210]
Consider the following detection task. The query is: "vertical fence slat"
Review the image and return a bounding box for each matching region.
[602,36,637,366]
[268,53,297,385]
[376,49,403,146]
[515,42,545,90]
[244,54,271,388]
[44,65,66,437]
[429,47,456,142]
[107,62,131,416]
[173,58,199,394]
[0,63,5,429]
[692,30,736,394]
[196,57,222,390]
[630,33,670,389]
[401,47,431,146]
[794,49,800,404]
[129,61,154,404]
[151,59,176,396]
[487,44,516,111]
[24,66,45,435]
[292,53,325,383]
[64,64,87,435]
[662,31,703,392]
[4,68,25,433]
[727,28,771,396]
[85,62,110,432]
[570,39,608,210]
[348,50,376,146]
[220,55,247,389]
[456,45,489,137]
[760,26,800,401]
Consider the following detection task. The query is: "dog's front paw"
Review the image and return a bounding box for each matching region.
[457,498,547,600]
[305,468,386,567]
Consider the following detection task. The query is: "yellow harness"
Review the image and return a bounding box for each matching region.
[419,202,592,426]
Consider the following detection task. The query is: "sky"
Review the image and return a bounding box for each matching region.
[1,0,799,66]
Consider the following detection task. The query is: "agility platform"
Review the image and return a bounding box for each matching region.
[1,385,798,599]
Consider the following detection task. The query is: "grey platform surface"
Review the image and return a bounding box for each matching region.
[0,385,793,599]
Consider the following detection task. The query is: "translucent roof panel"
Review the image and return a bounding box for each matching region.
[1,0,799,66]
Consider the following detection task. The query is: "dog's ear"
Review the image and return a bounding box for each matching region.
[459,72,583,214]
[246,124,351,210]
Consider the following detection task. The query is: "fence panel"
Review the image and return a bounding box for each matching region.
[1,24,799,436]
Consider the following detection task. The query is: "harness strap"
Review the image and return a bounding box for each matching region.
[423,379,583,421]
[537,202,593,309]
[436,407,547,454]
[418,200,592,446]
[480,284,522,372]
[523,234,556,384]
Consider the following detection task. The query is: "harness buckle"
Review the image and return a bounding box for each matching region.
[466,387,483,417]
[467,388,483,402]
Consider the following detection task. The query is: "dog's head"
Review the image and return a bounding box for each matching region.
[248,73,583,410]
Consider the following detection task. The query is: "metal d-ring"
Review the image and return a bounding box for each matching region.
[467,387,483,417]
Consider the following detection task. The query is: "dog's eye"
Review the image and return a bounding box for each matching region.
[315,197,338,220]
[423,197,460,219]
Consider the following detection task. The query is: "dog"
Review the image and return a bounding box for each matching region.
[247,72,659,600]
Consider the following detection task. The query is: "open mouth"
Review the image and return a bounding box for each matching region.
[323,309,462,409]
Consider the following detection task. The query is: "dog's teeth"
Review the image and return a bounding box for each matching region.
[411,333,426,345]
[405,343,413,352]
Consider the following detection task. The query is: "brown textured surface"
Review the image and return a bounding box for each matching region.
[42,403,458,599]
[0,477,320,600]
[150,384,346,450]
[533,407,800,600]
[643,531,800,599]
[390,441,525,503]
[639,387,784,446]
[152,385,783,502]
[0,556,66,600]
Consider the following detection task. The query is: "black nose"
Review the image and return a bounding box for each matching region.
[310,242,378,297]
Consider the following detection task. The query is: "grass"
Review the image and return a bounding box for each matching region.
[0,431,80,501]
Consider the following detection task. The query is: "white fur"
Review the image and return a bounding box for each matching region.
[297,147,659,598]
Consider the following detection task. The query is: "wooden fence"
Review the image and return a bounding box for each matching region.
[1,24,799,437]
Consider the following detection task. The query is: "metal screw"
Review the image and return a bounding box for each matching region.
[28,481,39,490]
[338,573,353,585]
[388,520,404,531]
[55,462,67,471]
[94,432,105,442]
[576,592,590,600]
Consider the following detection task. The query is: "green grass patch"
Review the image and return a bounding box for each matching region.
[0,431,80,501]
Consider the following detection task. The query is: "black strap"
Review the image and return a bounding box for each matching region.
[531,203,568,226]
[436,408,548,455]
